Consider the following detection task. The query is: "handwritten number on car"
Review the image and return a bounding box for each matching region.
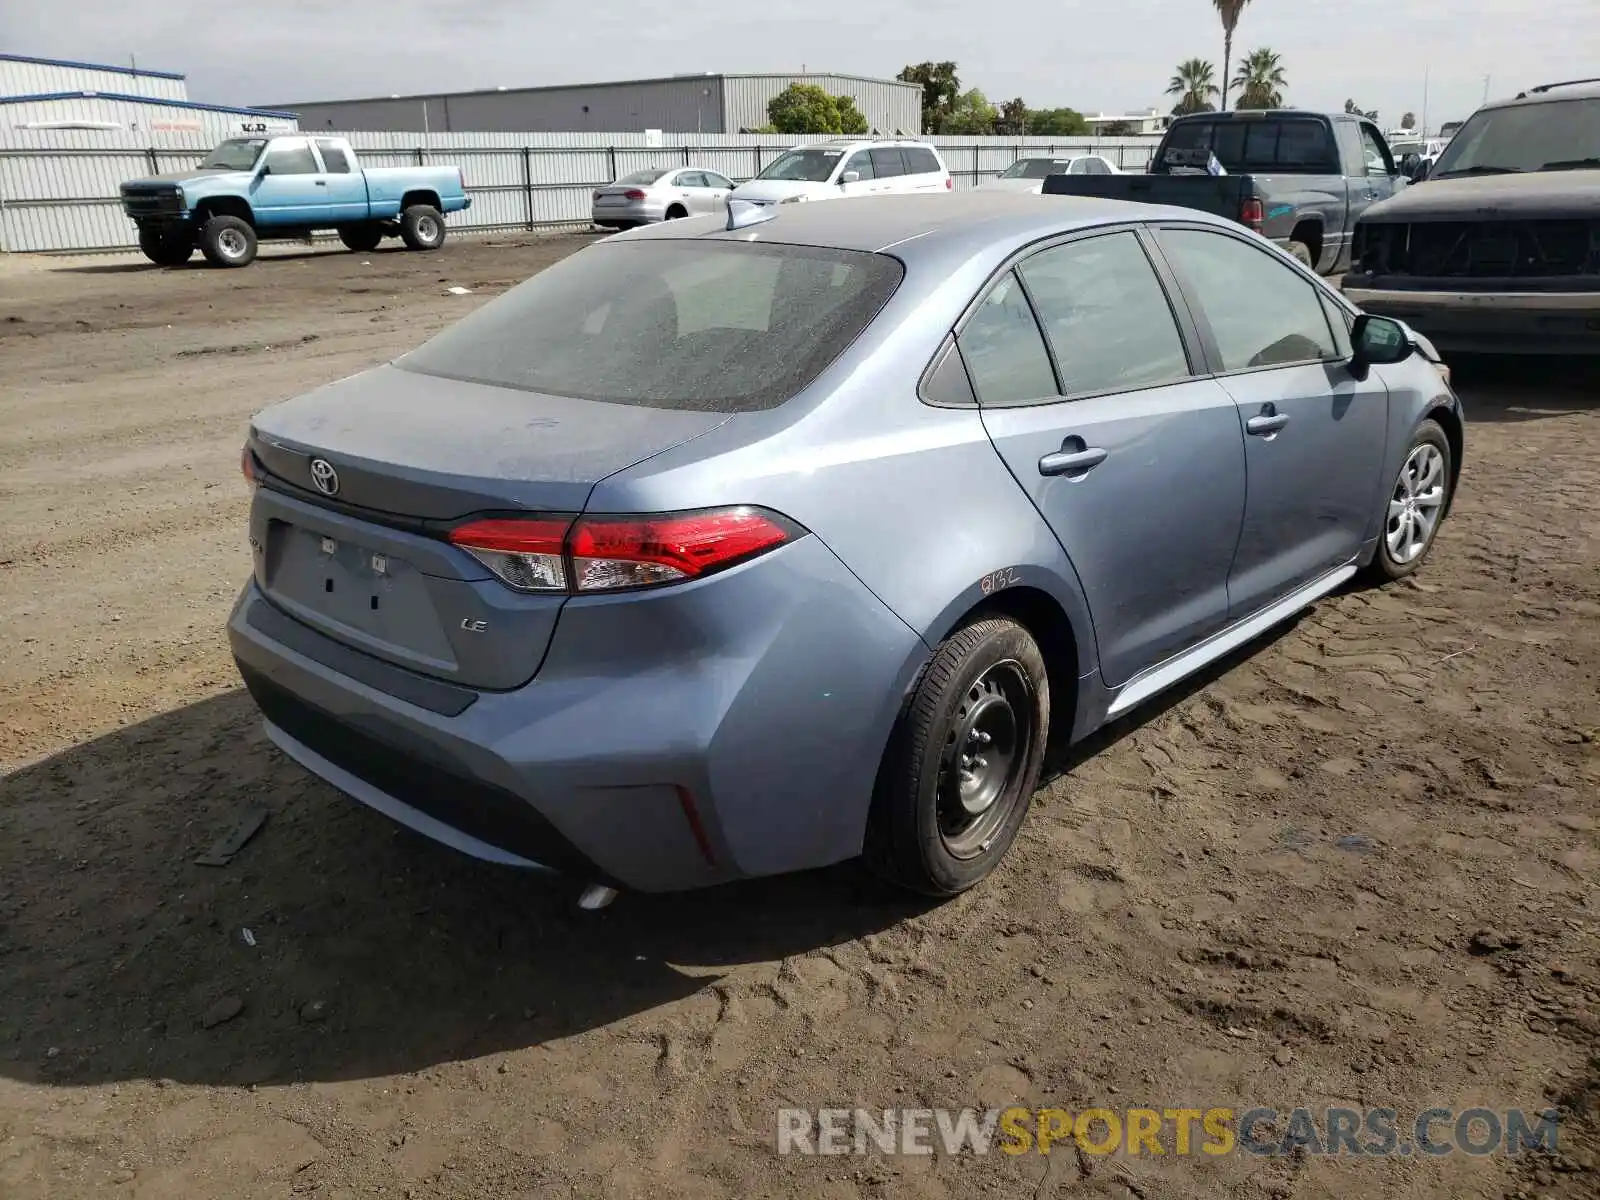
[980,567,1021,595]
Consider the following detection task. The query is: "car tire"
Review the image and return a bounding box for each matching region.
[399,204,446,251]
[1364,418,1453,584]
[337,224,384,253]
[865,617,1050,897]
[1287,240,1315,270]
[664,204,687,220]
[138,225,194,267]
[198,215,257,268]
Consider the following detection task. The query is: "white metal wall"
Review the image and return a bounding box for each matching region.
[0,129,1162,253]
[0,58,188,102]
[0,96,298,139]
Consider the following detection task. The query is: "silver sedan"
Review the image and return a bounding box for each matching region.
[591,167,735,228]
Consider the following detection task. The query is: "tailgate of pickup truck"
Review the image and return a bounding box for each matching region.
[1040,173,1253,222]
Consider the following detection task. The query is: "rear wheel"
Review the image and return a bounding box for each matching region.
[1287,239,1315,270]
[198,215,257,268]
[138,225,194,266]
[1364,418,1453,583]
[337,224,384,253]
[399,204,446,251]
[865,617,1049,896]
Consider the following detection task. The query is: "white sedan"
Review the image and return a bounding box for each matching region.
[978,155,1122,194]
[591,167,735,229]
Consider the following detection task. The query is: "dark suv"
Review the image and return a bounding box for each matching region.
[1342,78,1600,355]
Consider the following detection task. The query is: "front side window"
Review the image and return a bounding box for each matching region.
[842,151,875,180]
[1359,124,1394,175]
[396,241,903,413]
[1019,232,1191,396]
[957,272,1058,405]
[756,148,845,182]
[1156,228,1339,371]
[704,171,733,189]
[264,140,319,175]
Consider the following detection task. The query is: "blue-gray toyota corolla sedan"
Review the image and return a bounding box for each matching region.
[229,192,1463,898]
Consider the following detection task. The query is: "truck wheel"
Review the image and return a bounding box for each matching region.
[1287,240,1316,270]
[399,205,446,251]
[138,225,194,267]
[863,617,1049,897]
[199,216,257,268]
[337,224,384,253]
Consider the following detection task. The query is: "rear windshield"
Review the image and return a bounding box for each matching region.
[395,240,903,413]
[617,168,670,185]
[1001,158,1073,179]
[1157,117,1337,173]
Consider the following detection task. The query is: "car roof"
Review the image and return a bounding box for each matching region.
[1491,78,1600,108]
[1171,108,1350,122]
[615,191,1232,256]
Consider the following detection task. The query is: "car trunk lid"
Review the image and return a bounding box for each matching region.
[247,364,730,689]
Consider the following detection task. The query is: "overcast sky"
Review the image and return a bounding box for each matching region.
[4,0,1593,131]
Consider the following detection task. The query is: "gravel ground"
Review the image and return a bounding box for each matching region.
[0,236,1596,1200]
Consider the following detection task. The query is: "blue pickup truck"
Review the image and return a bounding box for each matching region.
[1042,110,1404,275]
[119,135,471,268]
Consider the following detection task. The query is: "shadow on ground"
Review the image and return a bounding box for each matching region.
[0,690,926,1090]
[1448,354,1600,422]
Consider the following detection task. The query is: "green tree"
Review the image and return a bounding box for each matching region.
[997,97,1029,134]
[1099,120,1137,136]
[942,88,998,135]
[835,95,870,135]
[897,61,961,132]
[1344,98,1380,122]
[1232,47,1287,109]
[1027,106,1089,136]
[1167,58,1220,116]
[1212,0,1251,111]
[1400,111,1416,129]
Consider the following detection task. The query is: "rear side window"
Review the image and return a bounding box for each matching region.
[957,273,1058,405]
[902,147,943,175]
[396,241,903,413]
[869,147,907,177]
[1018,232,1191,396]
[315,140,352,173]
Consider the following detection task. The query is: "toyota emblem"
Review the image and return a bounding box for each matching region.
[309,458,339,496]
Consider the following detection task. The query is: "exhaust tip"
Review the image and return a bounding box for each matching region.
[577,883,619,911]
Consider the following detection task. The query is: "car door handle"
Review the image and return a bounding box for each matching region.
[1038,442,1108,476]
[1362,189,1379,200]
[1246,412,1291,436]
[314,180,327,187]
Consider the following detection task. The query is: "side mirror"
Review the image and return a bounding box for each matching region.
[1408,157,1432,183]
[257,164,271,177]
[1351,313,1413,379]
[840,170,861,185]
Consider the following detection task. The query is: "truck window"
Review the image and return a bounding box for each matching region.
[1160,118,1337,173]
[315,140,353,174]
[1357,124,1394,175]
[264,141,320,176]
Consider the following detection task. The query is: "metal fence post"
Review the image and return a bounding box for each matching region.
[607,145,617,183]
[522,146,533,229]
[973,143,979,187]
[682,145,691,166]
[415,146,425,166]
[146,147,159,174]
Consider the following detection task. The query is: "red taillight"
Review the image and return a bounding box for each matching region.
[944,177,953,190]
[593,189,602,201]
[1240,197,1265,231]
[624,188,647,200]
[241,445,257,487]
[447,507,798,594]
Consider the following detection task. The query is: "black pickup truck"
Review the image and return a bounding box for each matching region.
[1043,110,1404,275]
[1342,78,1600,356]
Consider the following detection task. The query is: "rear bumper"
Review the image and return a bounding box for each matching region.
[1342,285,1600,355]
[227,533,926,893]
[591,199,665,227]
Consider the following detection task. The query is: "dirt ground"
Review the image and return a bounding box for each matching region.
[0,235,1596,1200]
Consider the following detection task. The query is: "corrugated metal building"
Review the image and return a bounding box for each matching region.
[0,53,298,139]
[273,72,924,136]
[0,52,188,102]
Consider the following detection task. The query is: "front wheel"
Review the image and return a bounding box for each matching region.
[1364,418,1453,583]
[198,215,257,268]
[138,225,194,266]
[399,205,446,251]
[337,224,384,253]
[865,617,1049,897]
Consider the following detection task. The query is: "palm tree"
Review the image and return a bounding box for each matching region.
[1232,47,1287,109]
[1167,59,1220,117]
[1212,0,1251,111]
